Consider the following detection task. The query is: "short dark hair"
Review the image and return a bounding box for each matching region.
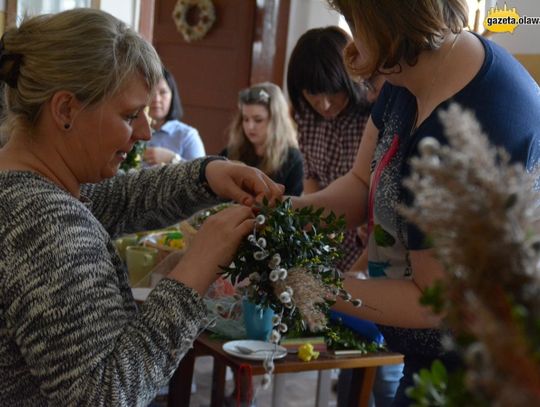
[162,67,184,121]
[287,26,364,116]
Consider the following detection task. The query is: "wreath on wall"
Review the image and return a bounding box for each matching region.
[172,0,216,42]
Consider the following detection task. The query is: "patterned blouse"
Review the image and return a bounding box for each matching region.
[296,101,371,272]
[368,34,540,357]
[0,160,221,406]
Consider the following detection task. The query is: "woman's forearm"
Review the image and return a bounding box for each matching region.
[334,277,442,329]
[291,170,369,228]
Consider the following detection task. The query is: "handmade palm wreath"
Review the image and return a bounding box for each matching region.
[221,198,363,343]
[203,199,372,395]
[172,0,216,42]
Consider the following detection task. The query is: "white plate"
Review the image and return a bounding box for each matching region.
[222,340,287,361]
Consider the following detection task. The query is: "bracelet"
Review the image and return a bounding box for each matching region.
[199,156,228,196]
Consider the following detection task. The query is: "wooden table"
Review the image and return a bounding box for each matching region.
[167,332,403,407]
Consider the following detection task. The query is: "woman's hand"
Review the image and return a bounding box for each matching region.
[205,160,284,206]
[144,146,177,165]
[168,205,255,295]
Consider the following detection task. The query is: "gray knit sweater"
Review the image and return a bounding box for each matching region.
[0,160,220,406]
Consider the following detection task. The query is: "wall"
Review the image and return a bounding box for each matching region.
[487,0,540,82]
[489,0,540,53]
[285,0,340,53]
[152,0,257,154]
[283,0,341,95]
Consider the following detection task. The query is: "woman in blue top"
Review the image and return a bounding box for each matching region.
[144,67,205,165]
[293,0,540,405]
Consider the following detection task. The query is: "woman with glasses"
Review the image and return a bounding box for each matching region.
[222,82,304,196]
[144,67,205,165]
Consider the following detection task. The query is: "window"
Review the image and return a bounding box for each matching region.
[15,0,140,29]
[338,15,351,36]
[17,0,91,21]
[468,0,497,33]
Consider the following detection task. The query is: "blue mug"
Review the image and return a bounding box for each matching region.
[242,298,275,341]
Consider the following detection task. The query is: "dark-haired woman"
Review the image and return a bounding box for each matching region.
[287,26,380,273]
[288,26,400,407]
[144,67,205,165]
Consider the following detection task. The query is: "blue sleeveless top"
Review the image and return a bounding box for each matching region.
[368,34,540,356]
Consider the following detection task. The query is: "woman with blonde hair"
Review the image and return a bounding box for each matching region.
[222,82,304,196]
[0,8,282,406]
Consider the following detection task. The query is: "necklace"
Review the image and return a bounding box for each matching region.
[412,32,461,132]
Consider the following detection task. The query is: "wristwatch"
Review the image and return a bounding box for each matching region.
[171,153,182,164]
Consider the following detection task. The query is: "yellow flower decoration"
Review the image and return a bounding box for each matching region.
[157,231,185,250]
[297,343,320,362]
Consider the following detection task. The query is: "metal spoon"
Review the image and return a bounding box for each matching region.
[235,345,285,355]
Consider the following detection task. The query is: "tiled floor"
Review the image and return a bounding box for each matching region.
[160,356,338,407]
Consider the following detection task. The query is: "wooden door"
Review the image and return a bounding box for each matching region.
[152,0,256,154]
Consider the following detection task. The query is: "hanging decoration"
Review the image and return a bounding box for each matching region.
[172,0,216,42]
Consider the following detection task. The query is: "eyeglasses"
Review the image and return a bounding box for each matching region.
[239,87,271,104]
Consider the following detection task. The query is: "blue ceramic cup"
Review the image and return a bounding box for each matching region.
[242,298,275,341]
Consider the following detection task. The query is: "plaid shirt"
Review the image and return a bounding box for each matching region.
[296,103,371,272]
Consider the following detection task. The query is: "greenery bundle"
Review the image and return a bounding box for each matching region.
[210,199,383,390]
[120,141,145,171]
[221,198,364,343]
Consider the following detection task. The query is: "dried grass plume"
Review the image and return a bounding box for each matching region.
[402,103,540,405]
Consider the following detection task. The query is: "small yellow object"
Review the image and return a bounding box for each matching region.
[157,232,185,250]
[297,343,320,362]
